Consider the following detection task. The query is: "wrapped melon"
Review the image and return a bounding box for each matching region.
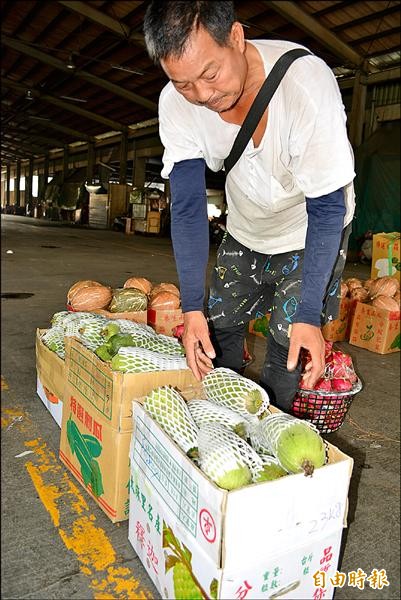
[123,277,152,295]
[371,295,399,311]
[150,282,180,298]
[67,279,104,304]
[369,276,399,300]
[257,413,326,477]
[69,284,112,311]
[109,288,148,312]
[198,423,263,489]
[149,291,181,310]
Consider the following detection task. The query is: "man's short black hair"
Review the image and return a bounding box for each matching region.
[144,1,237,63]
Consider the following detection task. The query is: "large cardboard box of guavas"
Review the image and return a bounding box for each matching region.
[128,386,353,599]
[35,328,65,428]
[59,336,197,523]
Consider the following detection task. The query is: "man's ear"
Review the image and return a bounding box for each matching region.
[230,21,246,53]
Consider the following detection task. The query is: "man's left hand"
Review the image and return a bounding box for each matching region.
[287,322,325,388]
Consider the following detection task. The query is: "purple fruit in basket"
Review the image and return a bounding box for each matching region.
[314,378,332,392]
[331,378,353,392]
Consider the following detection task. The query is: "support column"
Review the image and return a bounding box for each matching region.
[349,69,367,148]
[15,160,21,208]
[6,163,11,207]
[27,157,34,214]
[119,131,128,185]
[62,145,69,184]
[86,142,95,183]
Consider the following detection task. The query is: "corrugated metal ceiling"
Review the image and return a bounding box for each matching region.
[1,0,400,163]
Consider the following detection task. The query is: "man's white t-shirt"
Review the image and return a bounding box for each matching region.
[159,39,355,254]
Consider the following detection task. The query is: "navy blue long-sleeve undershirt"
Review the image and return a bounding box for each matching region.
[169,158,346,324]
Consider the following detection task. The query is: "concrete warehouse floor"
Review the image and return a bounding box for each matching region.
[1,214,400,600]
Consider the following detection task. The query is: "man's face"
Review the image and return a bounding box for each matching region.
[160,23,247,113]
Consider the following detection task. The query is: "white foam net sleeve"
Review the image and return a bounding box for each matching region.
[198,423,263,482]
[143,386,199,454]
[202,368,270,418]
[113,347,188,372]
[187,399,250,438]
[258,413,320,455]
[109,318,156,336]
[41,327,65,359]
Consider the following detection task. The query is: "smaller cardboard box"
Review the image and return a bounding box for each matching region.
[147,308,184,337]
[128,392,353,600]
[59,336,197,522]
[322,298,350,342]
[36,377,63,428]
[248,312,271,338]
[371,232,400,282]
[349,302,400,354]
[35,328,65,427]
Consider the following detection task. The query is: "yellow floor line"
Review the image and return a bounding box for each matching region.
[1,404,153,600]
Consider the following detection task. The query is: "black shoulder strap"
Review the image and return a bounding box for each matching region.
[224,48,312,176]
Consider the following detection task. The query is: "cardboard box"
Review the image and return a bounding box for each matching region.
[349,302,400,354]
[36,377,63,428]
[371,232,400,282]
[248,312,271,338]
[148,308,184,337]
[35,328,65,427]
[322,298,351,342]
[128,389,353,599]
[59,337,197,522]
[92,308,147,323]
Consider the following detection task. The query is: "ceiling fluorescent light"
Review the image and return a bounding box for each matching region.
[66,54,76,70]
[111,64,144,76]
[59,95,87,103]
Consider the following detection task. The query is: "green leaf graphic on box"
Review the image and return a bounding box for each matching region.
[74,443,93,486]
[361,324,374,341]
[163,521,210,599]
[82,434,102,458]
[390,333,400,350]
[66,416,104,496]
[210,578,219,600]
[181,543,192,564]
[165,554,180,573]
[90,458,104,497]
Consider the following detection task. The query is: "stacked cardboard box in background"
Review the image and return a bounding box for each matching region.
[371,232,400,282]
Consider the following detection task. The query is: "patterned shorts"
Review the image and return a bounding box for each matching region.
[207,225,351,347]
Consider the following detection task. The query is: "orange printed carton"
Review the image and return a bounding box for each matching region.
[371,232,400,282]
[349,302,400,354]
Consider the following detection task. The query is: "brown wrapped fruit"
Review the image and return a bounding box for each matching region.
[371,295,400,311]
[149,291,181,310]
[150,282,180,298]
[67,280,103,304]
[350,287,369,302]
[123,277,152,295]
[369,276,399,300]
[70,285,112,311]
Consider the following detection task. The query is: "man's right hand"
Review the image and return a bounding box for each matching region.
[182,311,216,381]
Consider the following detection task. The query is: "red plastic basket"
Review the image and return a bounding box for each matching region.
[292,379,362,434]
